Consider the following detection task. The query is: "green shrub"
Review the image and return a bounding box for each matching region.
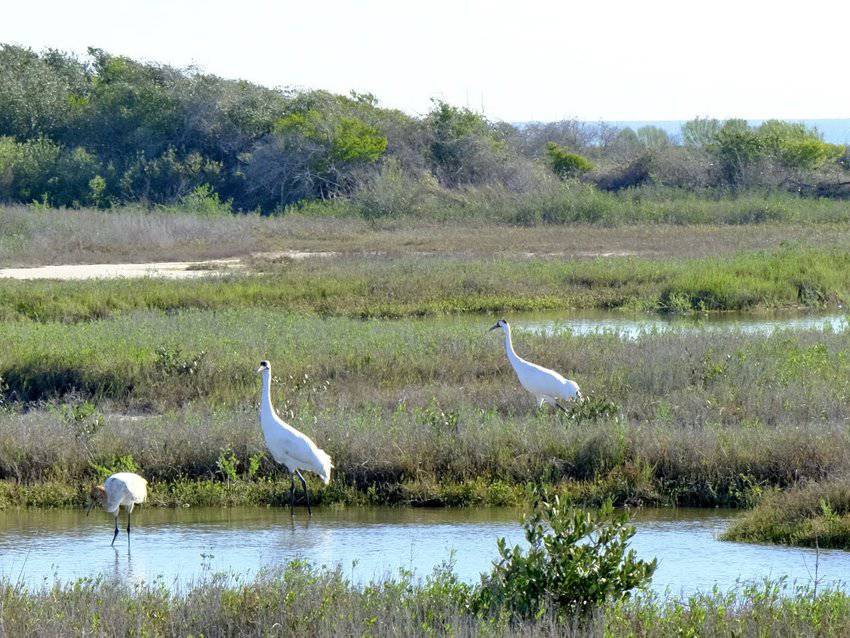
[89,454,140,482]
[475,487,656,618]
[758,120,842,171]
[546,143,594,179]
[166,184,233,216]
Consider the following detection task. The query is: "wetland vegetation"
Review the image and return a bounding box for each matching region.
[2,245,850,322]
[1,566,849,637]
[3,39,850,637]
[1,311,849,514]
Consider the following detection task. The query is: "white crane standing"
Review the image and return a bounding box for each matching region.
[489,319,582,411]
[86,472,148,546]
[257,360,333,515]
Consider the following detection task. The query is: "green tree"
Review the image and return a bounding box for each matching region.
[757,120,842,171]
[546,142,594,178]
[681,117,721,148]
[425,100,504,186]
[0,136,61,203]
[120,148,222,203]
[0,44,88,140]
[76,49,183,166]
[88,174,109,208]
[0,136,101,206]
[636,126,671,151]
[331,116,388,163]
[713,119,764,184]
[245,105,387,207]
[53,146,101,206]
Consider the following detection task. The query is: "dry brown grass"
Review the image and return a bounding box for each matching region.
[3,204,850,266]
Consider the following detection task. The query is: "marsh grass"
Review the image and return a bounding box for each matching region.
[361,181,850,227]
[3,313,850,506]
[0,399,847,508]
[2,247,850,323]
[3,311,850,421]
[0,204,369,266]
[5,201,850,267]
[0,566,848,637]
[722,477,850,549]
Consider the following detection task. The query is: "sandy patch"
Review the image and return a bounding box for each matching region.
[516,250,639,259]
[0,258,243,280]
[574,251,639,258]
[0,250,340,280]
[252,250,338,261]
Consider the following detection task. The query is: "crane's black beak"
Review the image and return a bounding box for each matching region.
[488,323,500,332]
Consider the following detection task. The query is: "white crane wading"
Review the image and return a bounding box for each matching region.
[87,472,148,546]
[489,319,582,411]
[257,360,333,515]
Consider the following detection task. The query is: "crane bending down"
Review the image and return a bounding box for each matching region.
[87,472,148,546]
[489,319,582,411]
[257,360,333,515]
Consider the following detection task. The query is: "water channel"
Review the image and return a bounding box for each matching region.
[0,506,847,595]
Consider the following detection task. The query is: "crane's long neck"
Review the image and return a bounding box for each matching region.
[260,371,276,420]
[503,325,521,366]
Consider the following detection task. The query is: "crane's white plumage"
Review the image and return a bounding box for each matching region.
[88,471,148,545]
[489,319,581,410]
[258,360,332,514]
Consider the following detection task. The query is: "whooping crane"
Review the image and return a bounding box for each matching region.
[489,319,582,411]
[86,472,148,546]
[257,360,333,515]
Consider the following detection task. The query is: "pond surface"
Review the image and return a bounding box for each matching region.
[0,507,847,595]
[509,310,848,339]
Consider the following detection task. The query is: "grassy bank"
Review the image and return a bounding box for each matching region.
[5,203,850,267]
[722,477,850,549]
[3,314,850,508]
[0,566,848,637]
[2,247,850,322]
[330,181,850,226]
[3,312,850,417]
[0,400,847,508]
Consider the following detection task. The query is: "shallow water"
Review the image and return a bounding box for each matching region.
[509,310,848,339]
[0,507,847,595]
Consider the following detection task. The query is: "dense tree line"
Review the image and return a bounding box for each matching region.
[1,44,848,212]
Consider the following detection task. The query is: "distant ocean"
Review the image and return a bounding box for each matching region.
[601,120,850,144]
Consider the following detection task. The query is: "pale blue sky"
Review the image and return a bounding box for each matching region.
[3,0,848,121]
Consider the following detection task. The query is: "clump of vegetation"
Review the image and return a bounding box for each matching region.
[723,477,850,549]
[162,183,234,216]
[563,395,620,424]
[546,142,595,178]
[475,488,655,618]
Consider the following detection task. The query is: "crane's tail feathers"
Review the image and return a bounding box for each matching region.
[315,448,334,485]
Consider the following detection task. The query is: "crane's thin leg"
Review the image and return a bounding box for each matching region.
[111,514,119,546]
[296,470,311,516]
[289,470,296,516]
[127,509,131,544]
